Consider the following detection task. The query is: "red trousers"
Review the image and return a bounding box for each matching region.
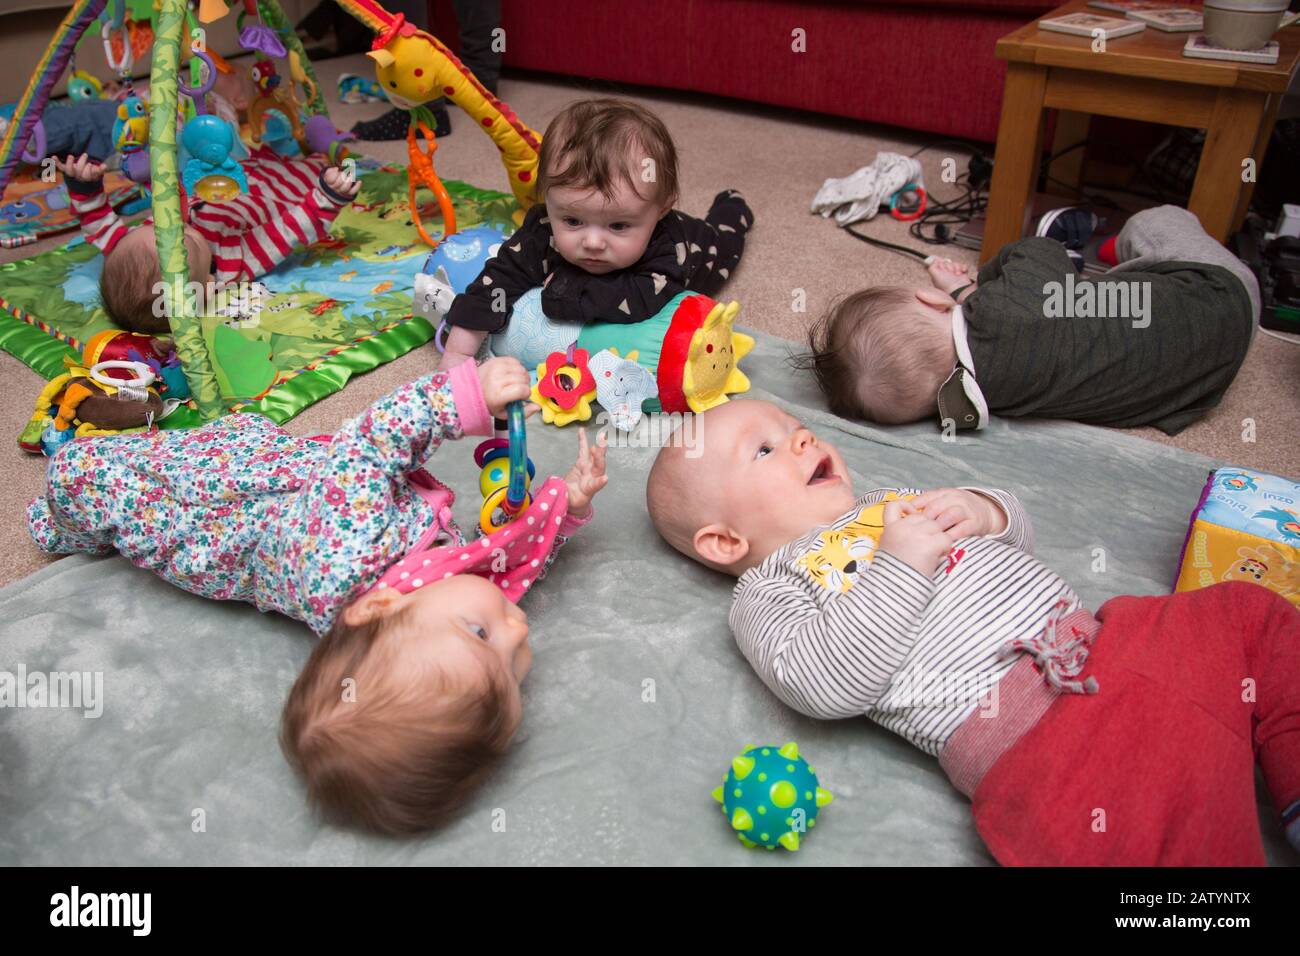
[971,582,1300,866]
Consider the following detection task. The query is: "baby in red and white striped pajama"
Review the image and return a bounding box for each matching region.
[54,148,359,335]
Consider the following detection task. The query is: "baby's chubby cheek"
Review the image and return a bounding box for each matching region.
[617,226,659,264]
[608,240,649,270]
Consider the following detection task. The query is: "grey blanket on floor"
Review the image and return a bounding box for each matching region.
[1,332,1292,865]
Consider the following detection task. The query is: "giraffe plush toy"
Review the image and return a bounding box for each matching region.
[336,0,543,222]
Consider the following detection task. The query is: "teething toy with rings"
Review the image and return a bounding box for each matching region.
[475,400,536,534]
[889,182,926,222]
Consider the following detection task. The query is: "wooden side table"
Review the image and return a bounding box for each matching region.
[981,0,1300,263]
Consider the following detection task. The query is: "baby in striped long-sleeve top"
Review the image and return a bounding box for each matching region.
[54,150,360,335]
[648,399,1300,865]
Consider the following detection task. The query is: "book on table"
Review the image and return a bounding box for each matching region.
[1087,1,1196,13]
[1183,34,1281,63]
[1039,12,1147,39]
[1128,9,1203,32]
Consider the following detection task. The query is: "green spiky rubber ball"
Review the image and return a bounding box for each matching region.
[711,742,833,851]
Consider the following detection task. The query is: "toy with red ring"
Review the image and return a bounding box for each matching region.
[1097,235,1120,268]
[474,402,536,534]
[889,182,926,222]
[531,344,597,426]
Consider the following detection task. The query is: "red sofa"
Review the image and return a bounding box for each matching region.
[431,0,1056,142]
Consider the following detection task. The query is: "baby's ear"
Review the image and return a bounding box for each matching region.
[915,287,955,312]
[693,523,749,571]
[341,587,403,628]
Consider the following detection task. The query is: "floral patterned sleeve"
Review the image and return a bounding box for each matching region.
[263,361,494,632]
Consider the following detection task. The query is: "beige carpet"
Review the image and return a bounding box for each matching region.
[1,53,1297,588]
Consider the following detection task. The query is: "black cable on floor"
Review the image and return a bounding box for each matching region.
[844,136,1113,260]
[842,224,931,261]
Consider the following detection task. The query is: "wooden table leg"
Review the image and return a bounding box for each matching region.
[1047,110,1090,199]
[981,61,1048,264]
[1188,87,1269,244]
[1232,91,1281,233]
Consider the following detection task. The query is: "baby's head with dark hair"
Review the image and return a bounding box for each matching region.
[100,239,167,334]
[537,97,679,210]
[536,98,680,277]
[100,223,213,334]
[797,287,956,425]
[280,574,532,835]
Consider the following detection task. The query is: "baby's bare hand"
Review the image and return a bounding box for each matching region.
[477,356,532,418]
[878,499,955,576]
[925,256,973,296]
[323,165,360,200]
[564,427,608,518]
[55,153,105,182]
[911,488,1006,539]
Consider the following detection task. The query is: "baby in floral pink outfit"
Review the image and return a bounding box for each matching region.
[27,357,608,834]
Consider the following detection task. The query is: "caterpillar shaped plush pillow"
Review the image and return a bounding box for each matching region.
[490,288,754,428]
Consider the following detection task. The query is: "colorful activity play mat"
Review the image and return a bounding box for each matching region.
[0,162,518,429]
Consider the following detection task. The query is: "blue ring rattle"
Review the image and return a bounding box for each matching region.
[475,400,535,534]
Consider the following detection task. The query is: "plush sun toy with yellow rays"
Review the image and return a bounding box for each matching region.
[679,300,755,413]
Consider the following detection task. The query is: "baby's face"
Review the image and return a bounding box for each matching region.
[212,68,254,112]
[693,401,857,565]
[545,177,665,275]
[394,573,534,690]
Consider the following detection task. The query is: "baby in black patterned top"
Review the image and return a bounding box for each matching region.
[437,97,753,368]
